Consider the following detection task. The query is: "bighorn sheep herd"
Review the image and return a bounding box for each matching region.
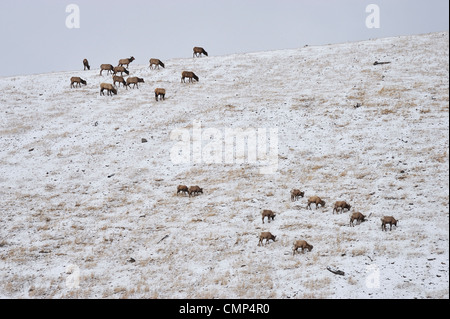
[174,185,398,254]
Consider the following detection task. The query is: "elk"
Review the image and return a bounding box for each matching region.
[83,59,90,70]
[149,58,165,69]
[261,210,276,224]
[381,216,398,231]
[292,240,313,255]
[349,212,366,227]
[70,77,87,88]
[126,77,144,89]
[290,189,304,202]
[112,75,126,87]
[118,56,135,68]
[100,83,117,96]
[333,201,351,214]
[177,185,188,196]
[181,71,199,83]
[306,196,325,210]
[113,66,129,76]
[155,88,166,101]
[100,64,114,76]
[188,186,203,197]
[193,47,208,57]
[258,232,276,246]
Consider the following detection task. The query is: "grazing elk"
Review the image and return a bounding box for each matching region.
[258,232,276,246]
[83,59,90,70]
[261,210,276,224]
[155,88,166,101]
[381,216,398,231]
[112,75,126,87]
[290,189,304,202]
[100,83,117,96]
[181,71,199,83]
[349,212,366,227]
[306,196,326,210]
[126,77,144,89]
[118,56,135,68]
[333,201,351,214]
[70,77,87,88]
[193,47,208,57]
[100,64,114,76]
[188,186,203,197]
[177,185,189,196]
[293,240,313,255]
[149,58,165,69]
[113,66,129,76]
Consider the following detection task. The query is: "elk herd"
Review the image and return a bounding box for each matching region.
[70,46,207,100]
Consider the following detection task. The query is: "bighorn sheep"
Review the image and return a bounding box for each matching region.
[306,196,326,210]
[333,201,351,214]
[126,77,144,89]
[100,64,114,76]
[177,185,188,196]
[149,58,165,69]
[155,88,166,101]
[83,59,90,70]
[188,186,203,197]
[181,71,199,83]
[292,240,313,255]
[112,75,126,87]
[290,189,304,202]
[349,212,366,227]
[261,210,276,224]
[100,83,117,96]
[258,232,276,246]
[113,66,129,76]
[70,77,87,88]
[193,47,208,57]
[381,216,398,231]
[118,56,135,68]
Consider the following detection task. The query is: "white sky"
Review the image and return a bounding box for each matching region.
[0,0,448,77]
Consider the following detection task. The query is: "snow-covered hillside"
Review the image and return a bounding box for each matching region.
[0,32,448,299]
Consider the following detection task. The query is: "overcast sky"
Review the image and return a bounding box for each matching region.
[0,0,448,77]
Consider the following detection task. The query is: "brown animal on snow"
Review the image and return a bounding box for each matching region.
[261,210,276,224]
[188,185,203,197]
[112,75,126,87]
[181,71,199,83]
[118,56,135,68]
[100,83,117,96]
[292,240,313,255]
[126,77,144,89]
[290,189,304,201]
[177,185,188,196]
[258,232,276,246]
[306,196,325,209]
[83,59,90,70]
[113,66,129,76]
[333,201,351,214]
[155,88,166,101]
[349,212,366,227]
[193,47,208,58]
[149,58,165,69]
[100,64,114,76]
[381,216,398,231]
[70,77,87,88]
